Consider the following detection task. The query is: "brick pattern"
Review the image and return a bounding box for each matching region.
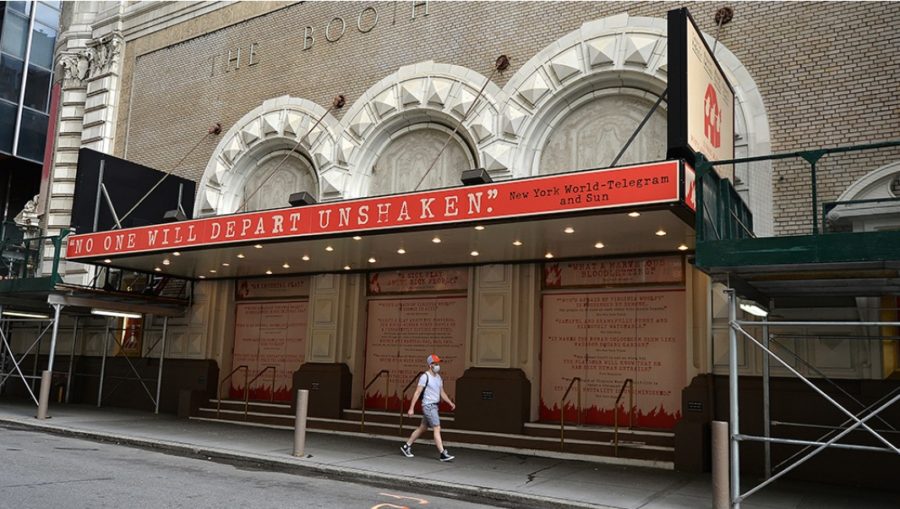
[109,1,900,237]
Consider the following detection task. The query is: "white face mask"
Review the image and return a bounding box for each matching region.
[432,364,441,373]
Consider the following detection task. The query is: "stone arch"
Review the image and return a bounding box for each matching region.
[196,96,342,216]
[340,61,506,198]
[502,13,774,234]
[827,160,900,232]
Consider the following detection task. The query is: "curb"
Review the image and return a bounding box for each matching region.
[0,416,616,509]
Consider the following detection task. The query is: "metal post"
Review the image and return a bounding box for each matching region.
[155,316,168,414]
[293,389,309,457]
[31,321,40,393]
[712,420,729,509]
[727,290,741,508]
[97,318,110,407]
[46,304,61,373]
[810,160,818,235]
[761,318,771,479]
[37,370,52,419]
[92,160,105,232]
[37,304,63,419]
[65,317,79,403]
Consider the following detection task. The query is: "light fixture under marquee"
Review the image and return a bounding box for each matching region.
[2,310,50,319]
[91,308,141,319]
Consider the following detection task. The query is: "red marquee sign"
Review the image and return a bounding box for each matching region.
[66,161,686,260]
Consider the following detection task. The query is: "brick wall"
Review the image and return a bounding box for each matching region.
[113,1,900,236]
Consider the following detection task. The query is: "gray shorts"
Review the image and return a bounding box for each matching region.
[421,403,441,428]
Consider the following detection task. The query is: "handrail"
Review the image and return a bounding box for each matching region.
[559,376,582,450]
[217,365,248,418]
[613,378,635,457]
[360,369,389,432]
[244,365,277,417]
[398,371,425,436]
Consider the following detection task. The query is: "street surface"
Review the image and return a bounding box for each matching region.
[0,425,507,509]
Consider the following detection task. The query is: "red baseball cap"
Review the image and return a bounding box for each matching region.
[427,354,441,365]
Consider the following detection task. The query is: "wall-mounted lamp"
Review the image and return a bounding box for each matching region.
[461,168,492,186]
[162,209,186,222]
[289,191,317,207]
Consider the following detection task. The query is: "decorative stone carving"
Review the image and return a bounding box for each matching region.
[623,34,657,66]
[469,108,495,142]
[586,36,617,67]
[549,47,581,82]
[518,71,551,107]
[57,33,123,85]
[501,104,528,137]
[13,194,41,237]
[425,78,453,106]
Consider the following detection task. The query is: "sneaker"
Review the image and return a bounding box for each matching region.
[400,443,414,458]
[439,449,455,462]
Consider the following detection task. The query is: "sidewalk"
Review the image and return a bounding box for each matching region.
[0,401,895,509]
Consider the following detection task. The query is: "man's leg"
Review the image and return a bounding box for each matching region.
[407,421,427,445]
[433,426,444,452]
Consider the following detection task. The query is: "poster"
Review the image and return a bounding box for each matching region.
[544,256,684,288]
[368,268,468,295]
[114,317,143,357]
[364,297,467,412]
[230,300,308,401]
[540,290,685,429]
[236,276,310,300]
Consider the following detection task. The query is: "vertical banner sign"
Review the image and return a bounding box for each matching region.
[364,297,467,412]
[114,317,143,357]
[667,8,735,181]
[540,291,686,429]
[231,301,308,401]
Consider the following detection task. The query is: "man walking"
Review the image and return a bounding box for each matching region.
[400,354,456,461]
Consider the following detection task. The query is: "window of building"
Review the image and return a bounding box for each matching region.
[0,10,29,58]
[34,2,58,28]
[17,107,48,162]
[29,22,56,69]
[0,99,17,153]
[7,2,33,16]
[0,53,24,102]
[24,63,50,111]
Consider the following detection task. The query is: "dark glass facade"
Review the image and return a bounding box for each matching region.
[0,0,59,163]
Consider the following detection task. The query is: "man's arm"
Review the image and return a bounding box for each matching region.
[408,385,424,415]
[440,388,456,411]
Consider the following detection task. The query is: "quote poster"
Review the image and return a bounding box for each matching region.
[230,300,308,401]
[540,290,685,429]
[364,297,467,412]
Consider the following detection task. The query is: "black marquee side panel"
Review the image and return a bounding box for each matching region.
[71,148,196,234]
[666,8,692,164]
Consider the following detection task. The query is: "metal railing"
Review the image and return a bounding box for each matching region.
[398,371,425,436]
[0,228,68,283]
[244,365,277,416]
[360,369,389,432]
[559,376,582,450]
[613,378,635,457]
[695,139,900,241]
[217,365,248,418]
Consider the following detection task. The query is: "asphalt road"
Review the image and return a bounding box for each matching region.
[0,425,503,509]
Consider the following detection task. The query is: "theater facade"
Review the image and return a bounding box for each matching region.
[4,1,899,480]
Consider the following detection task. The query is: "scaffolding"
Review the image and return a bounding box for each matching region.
[721,290,900,508]
[0,298,178,417]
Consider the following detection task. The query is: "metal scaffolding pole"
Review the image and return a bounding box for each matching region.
[37,304,62,419]
[154,316,168,414]
[65,316,79,404]
[727,290,740,509]
[761,317,771,479]
[31,321,40,393]
[97,318,110,407]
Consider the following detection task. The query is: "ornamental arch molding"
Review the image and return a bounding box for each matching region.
[196,96,342,216]
[340,61,508,198]
[502,13,774,235]
[828,160,900,232]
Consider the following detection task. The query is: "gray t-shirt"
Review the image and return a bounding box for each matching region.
[418,371,442,405]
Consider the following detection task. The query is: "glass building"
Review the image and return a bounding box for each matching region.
[0,0,59,226]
